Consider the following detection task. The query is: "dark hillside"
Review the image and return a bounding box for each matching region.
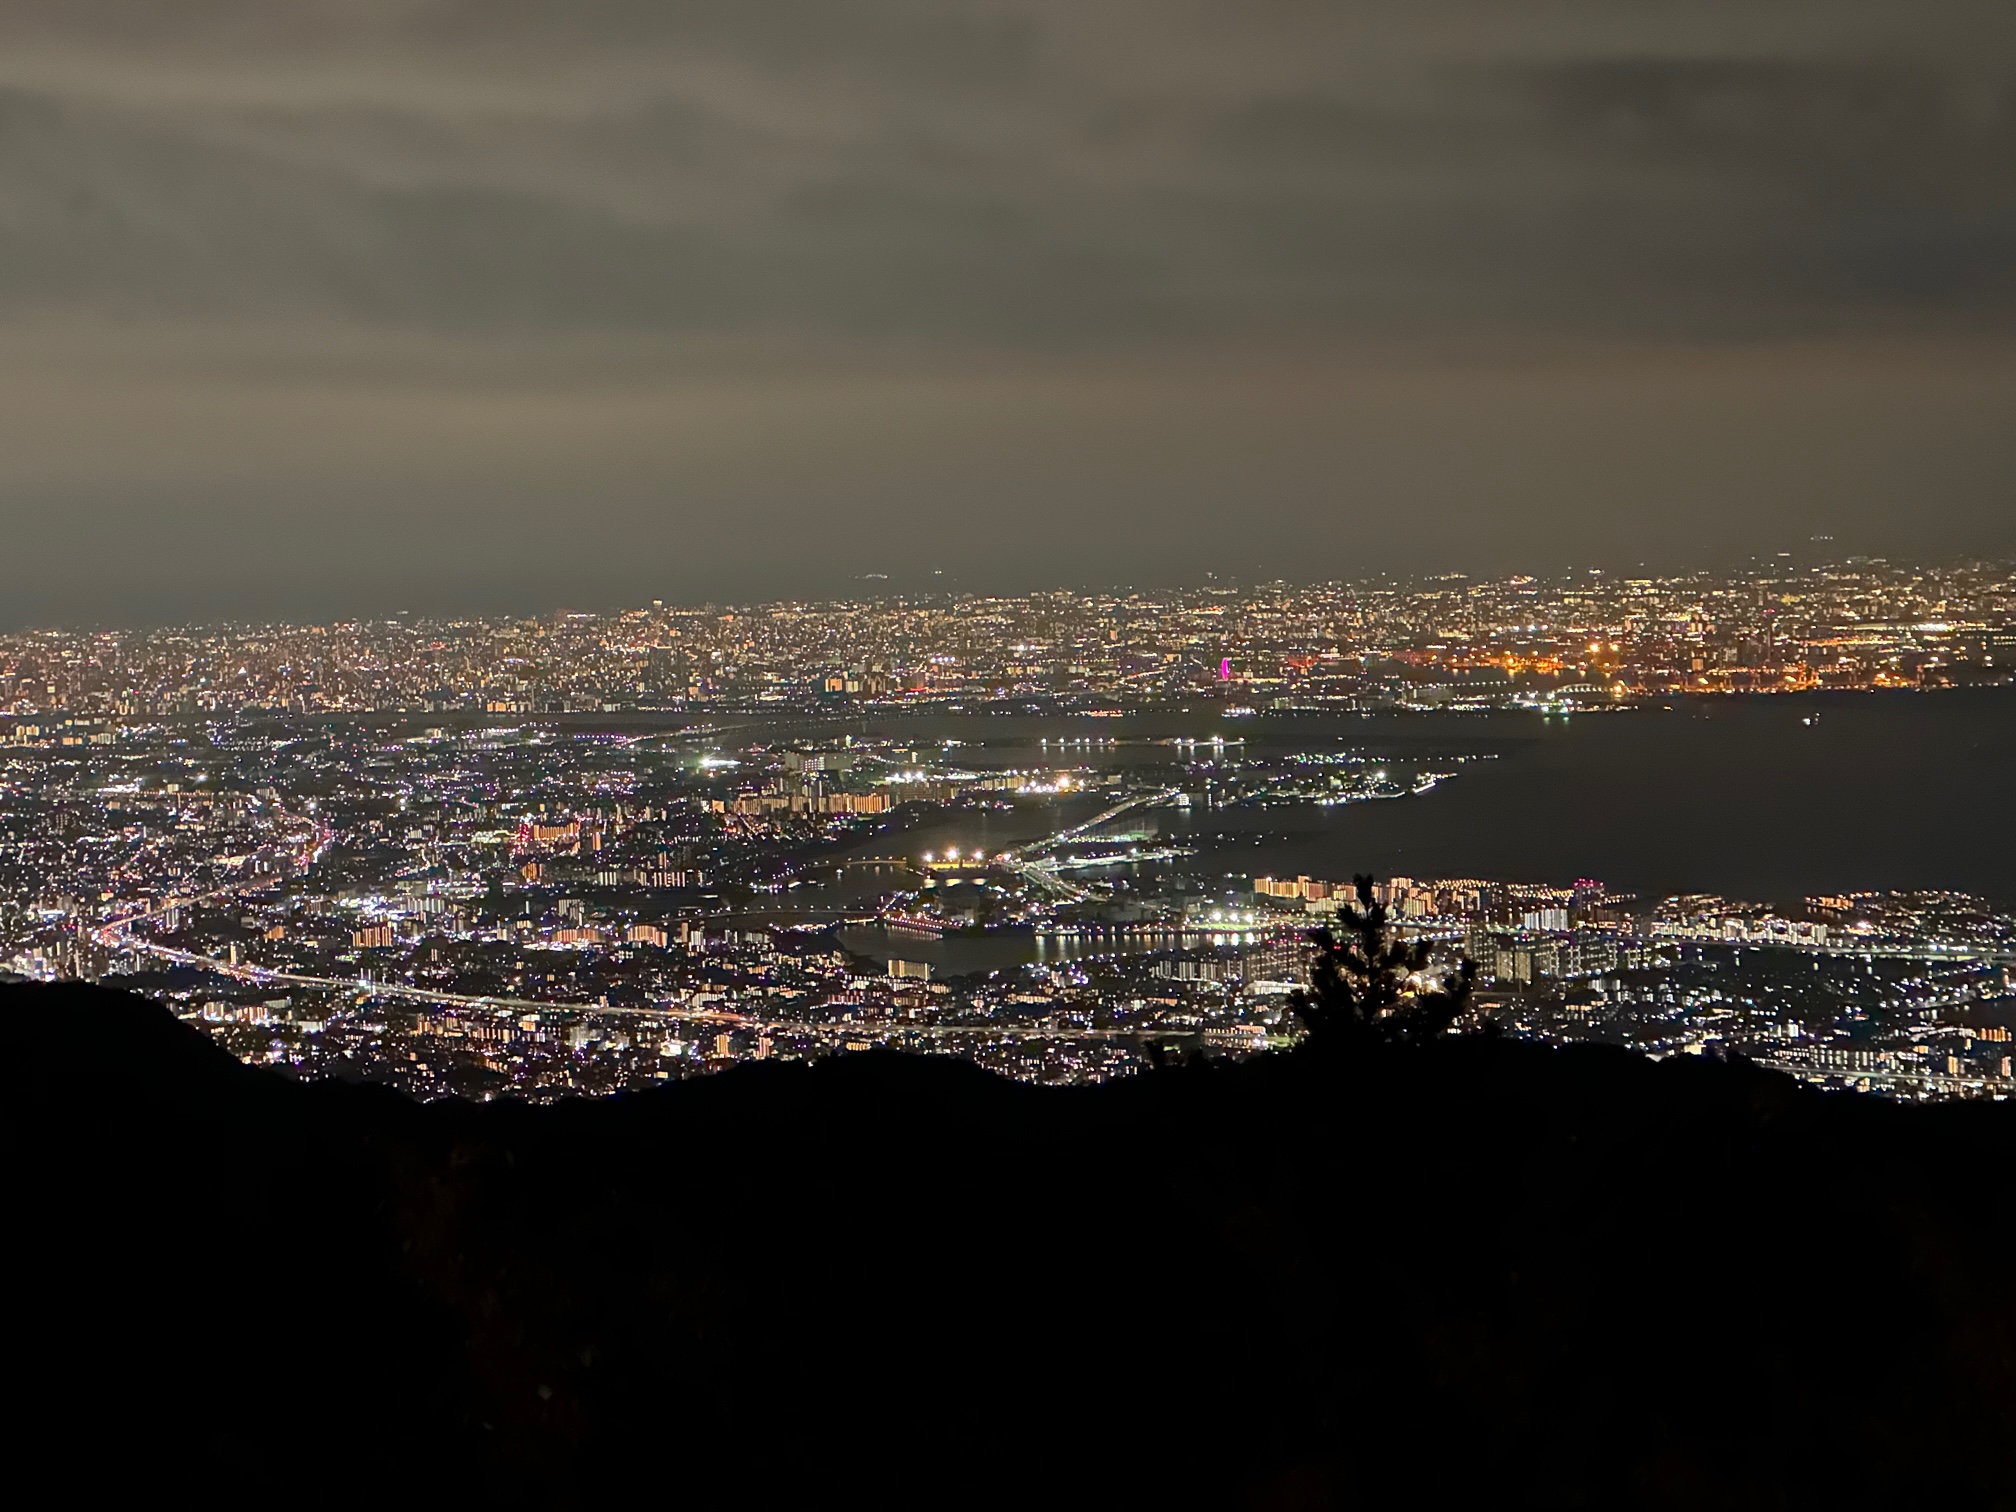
[7,983,2013,1508]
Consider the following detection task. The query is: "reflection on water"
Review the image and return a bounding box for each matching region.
[835,923,1284,977]
[835,925,1051,975]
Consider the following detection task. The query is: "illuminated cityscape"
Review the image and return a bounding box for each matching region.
[5,557,2014,723]
[5,556,2011,1103]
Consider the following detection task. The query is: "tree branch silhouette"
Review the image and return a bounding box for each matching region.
[1289,876,1478,1045]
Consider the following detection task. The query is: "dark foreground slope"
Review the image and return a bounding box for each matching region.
[7,984,2013,1509]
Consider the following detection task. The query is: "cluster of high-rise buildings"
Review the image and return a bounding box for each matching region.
[1244,870,2014,1093]
[3,557,2010,722]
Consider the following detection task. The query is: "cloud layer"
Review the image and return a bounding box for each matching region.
[1,1,2011,620]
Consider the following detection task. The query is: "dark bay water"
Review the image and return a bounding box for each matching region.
[832,923,1120,974]
[815,690,2016,909]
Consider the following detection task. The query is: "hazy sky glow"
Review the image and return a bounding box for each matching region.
[3,1,2012,623]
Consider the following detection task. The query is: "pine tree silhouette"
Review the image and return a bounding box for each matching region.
[1289,876,1477,1045]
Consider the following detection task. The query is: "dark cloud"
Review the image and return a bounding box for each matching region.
[0,1,2010,621]
[1512,57,2016,299]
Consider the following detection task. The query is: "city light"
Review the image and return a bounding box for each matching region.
[0,555,2008,1103]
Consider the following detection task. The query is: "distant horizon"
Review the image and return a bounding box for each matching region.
[8,547,2014,635]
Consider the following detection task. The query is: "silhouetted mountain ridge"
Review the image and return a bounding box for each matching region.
[8,982,2012,1508]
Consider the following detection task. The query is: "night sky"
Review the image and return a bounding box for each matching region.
[3,2,2012,624]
